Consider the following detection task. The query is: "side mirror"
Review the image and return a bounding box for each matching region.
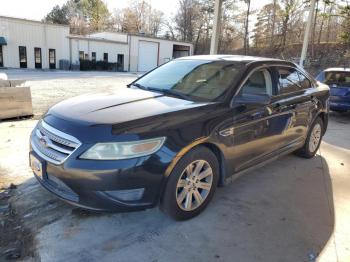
[232,93,271,106]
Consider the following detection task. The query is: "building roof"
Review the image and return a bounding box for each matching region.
[67,35,128,45]
[0,15,70,28]
[89,31,193,45]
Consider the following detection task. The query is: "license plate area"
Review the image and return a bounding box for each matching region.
[30,153,46,179]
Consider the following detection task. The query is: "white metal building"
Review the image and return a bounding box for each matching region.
[0,15,193,72]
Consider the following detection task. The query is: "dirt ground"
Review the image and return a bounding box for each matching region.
[0,71,350,262]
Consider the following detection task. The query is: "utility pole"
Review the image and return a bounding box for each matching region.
[299,0,316,67]
[210,0,222,54]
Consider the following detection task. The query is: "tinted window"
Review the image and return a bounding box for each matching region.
[277,67,301,94]
[241,70,272,95]
[134,60,243,101]
[104,53,108,62]
[324,71,350,87]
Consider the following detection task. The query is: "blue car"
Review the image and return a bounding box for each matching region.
[316,68,350,112]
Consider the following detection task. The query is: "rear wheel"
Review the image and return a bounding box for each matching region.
[295,117,323,158]
[160,146,219,220]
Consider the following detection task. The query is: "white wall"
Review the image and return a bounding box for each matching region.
[89,32,128,43]
[0,16,70,69]
[69,38,129,71]
[129,35,193,72]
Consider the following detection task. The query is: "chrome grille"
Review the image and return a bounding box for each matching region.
[31,121,81,165]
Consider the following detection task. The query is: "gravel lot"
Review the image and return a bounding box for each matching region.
[4,69,138,118]
[0,70,349,262]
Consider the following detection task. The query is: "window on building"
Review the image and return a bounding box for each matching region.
[117,54,124,71]
[49,49,56,69]
[0,46,3,67]
[103,53,108,62]
[79,51,84,60]
[19,46,27,68]
[84,53,89,60]
[92,52,96,62]
[34,47,42,69]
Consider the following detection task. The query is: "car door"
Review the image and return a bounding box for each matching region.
[224,67,295,173]
[271,66,316,146]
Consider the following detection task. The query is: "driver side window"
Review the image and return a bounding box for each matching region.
[241,69,272,96]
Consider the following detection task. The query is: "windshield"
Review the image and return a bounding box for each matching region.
[133,59,243,101]
[324,71,350,87]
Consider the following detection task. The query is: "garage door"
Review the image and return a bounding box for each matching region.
[138,41,158,72]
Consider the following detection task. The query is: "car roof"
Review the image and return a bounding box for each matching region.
[177,54,287,64]
[323,67,350,72]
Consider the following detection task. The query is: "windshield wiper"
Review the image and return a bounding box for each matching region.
[147,87,192,101]
[130,83,148,90]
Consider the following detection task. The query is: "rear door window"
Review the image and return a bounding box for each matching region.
[241,69,273,96]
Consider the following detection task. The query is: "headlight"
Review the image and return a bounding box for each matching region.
[80,137,166,160]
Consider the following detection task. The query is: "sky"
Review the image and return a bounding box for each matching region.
[0,0,180,21]
[0,0,270,22]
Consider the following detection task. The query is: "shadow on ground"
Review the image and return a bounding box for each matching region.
[2,153,335,262]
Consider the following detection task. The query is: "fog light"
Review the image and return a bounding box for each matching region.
[103,188,145,202]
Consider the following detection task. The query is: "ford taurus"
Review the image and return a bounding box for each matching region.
[30,55,330,220]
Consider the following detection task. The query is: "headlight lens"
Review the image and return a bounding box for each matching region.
[80,137,166,160]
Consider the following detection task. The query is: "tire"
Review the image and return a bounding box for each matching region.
[295,117,324,158]
[160,146,219,220]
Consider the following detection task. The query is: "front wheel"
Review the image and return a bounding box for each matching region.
[160,146,219,220]
[295,117,324,158]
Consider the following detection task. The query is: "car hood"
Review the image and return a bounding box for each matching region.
[47,87,211,125]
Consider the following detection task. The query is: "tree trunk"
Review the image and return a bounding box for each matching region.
[317,3,327,44]
[311,0,319,58]
[270,0,277,49]
[244,0,251,55]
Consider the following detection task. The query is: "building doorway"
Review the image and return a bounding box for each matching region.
[173,45,190,58]
[34,47,42,69]
[49,49,56,69]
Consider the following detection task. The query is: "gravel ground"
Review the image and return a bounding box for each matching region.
[5,70,138,118]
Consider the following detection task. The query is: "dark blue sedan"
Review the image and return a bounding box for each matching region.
[29,55,329,220]
[316,68,350,112]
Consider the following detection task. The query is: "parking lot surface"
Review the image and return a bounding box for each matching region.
[0,71,349,262]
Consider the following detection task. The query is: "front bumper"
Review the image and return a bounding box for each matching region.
[30,146,175,212]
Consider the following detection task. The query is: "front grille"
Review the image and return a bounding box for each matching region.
[31,121,81,165]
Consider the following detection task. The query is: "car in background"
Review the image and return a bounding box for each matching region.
[316,68,350,112]
[30,55,329,220]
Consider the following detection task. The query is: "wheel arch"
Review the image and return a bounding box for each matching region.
[159,140,228,204]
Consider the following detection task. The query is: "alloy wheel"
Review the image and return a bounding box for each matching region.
[309,123,322,153]
[175,160,213,211]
